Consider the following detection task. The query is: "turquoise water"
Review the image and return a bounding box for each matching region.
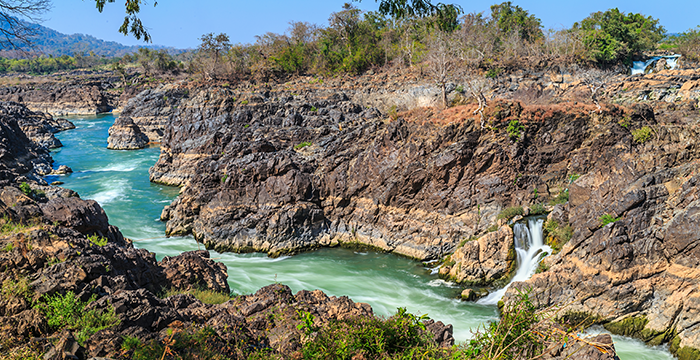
[47,114,674,358]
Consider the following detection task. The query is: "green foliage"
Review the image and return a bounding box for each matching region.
[310,106,318,112]
[574,8,665,63]
[455,85,464,93]
[568,174,580,183]
[673,26,700,62]
[1,277,32,302]
[549,190,569,205]
[294,141,312,150]
[120,326,236,360]
[88,234,108,247]
[506,119,524,140]
[464,288,544,359]
[2,242,13,252]
[632,126,653,143]
[485,68,501,79]
[221,174,228,184]
[490,1,543,42]
[529,203,547,216]
[19,182,32,197]
[599,214,621,226]
[618,116,631,128]
[543,220,573,253]
[0,215,29,235]
[160,287,233,305]
[240,100,249,105]
[301,307,431,359]
[296,310,319,335]
[497,206,524,220]
[36,291,120,345]
[535,260,549,274]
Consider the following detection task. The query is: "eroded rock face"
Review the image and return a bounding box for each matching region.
[442,225,515,286]
[108,83,189,146]
[0,101,53,183]
[0,82,110,115]
[150,88,624,260]
[503,103,700,355]
[106,116,149,150]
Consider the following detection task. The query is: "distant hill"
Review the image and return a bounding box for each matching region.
[7,20,185,58]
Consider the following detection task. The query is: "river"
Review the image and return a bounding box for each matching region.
[46,113,674,359]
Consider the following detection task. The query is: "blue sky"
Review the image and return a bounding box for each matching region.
[44,0,700,49]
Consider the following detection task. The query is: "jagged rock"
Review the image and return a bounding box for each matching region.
[160,250,230,293]
[444,225,515,286]
[108,83,189,146]
[0,82,110,115]
[40,197,111,236]
[461,289,475,301]
[51,165,73,175]
[43,331,85,360]
[106,116,149,150]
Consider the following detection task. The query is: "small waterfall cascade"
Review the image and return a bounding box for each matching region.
[631,55,681,75]
[478,218,552,305]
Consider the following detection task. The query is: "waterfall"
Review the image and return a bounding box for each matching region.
[631,55,681,75]
[478,218,552,305]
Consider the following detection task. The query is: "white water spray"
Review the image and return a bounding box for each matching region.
[631,55,680,75]
[478,218,551,305]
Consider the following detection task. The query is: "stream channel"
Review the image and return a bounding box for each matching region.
[46,113,673,359]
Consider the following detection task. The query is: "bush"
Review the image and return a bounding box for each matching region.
[507,119,524,140]
[497,206,524,220]
[19,182,32,197]
[632,126,653,143]
[36,291,120,344]
[543,220,573,253]
[301,307,433,359]
[294,141,312,150]
[599,214,620,226]
[1,277,32,301]
[529,203,547,216]
[549,190,569,205]
[88,234,108,247]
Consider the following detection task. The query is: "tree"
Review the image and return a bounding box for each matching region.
[489,1,543,43]
[427,30,456,108]
[0,0,50,49]
[94,0,155,42]
[573,8,665,63]
[195,33,231,80]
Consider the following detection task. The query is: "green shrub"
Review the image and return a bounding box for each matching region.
[160,288,233,305]
[529,203,547,216]
[1,277,32,301]
[599,214,620,226]
[19,182,32,197]
[632,126,653,143]
[507,119,524,140]
[497,206,524,220]
[36,291,120,345]
[549,190,569,205]
[0,215,29,234]
[301,307,432,359]
[543,220,573,253]
[240,100,249,105]
[88,234,108,247]
[294,141,312,150]
[310,106,318,112]
[463,288,544,359]
[455,85,464,93]
[485,68,501,78]
[221,174,228,184]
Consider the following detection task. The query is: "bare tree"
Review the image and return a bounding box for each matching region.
[579,68,613,112]
[465,77,489,128]
[427,30,457,109]
[0,0,51,50]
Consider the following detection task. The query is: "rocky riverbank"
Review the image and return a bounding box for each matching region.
[0,99,466,359]
[108,64,700,358]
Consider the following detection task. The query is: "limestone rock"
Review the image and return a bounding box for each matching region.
[446,225,515,285]
[106,116,149,150]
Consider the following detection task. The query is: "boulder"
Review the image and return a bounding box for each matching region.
[106,116,149,150]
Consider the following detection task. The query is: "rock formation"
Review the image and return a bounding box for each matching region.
[107,83,189,146]
[106,116,149,149]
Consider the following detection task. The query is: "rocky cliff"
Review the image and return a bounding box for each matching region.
[0,99,461,359]
[107,83,189,147]
[144,66,700,357]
